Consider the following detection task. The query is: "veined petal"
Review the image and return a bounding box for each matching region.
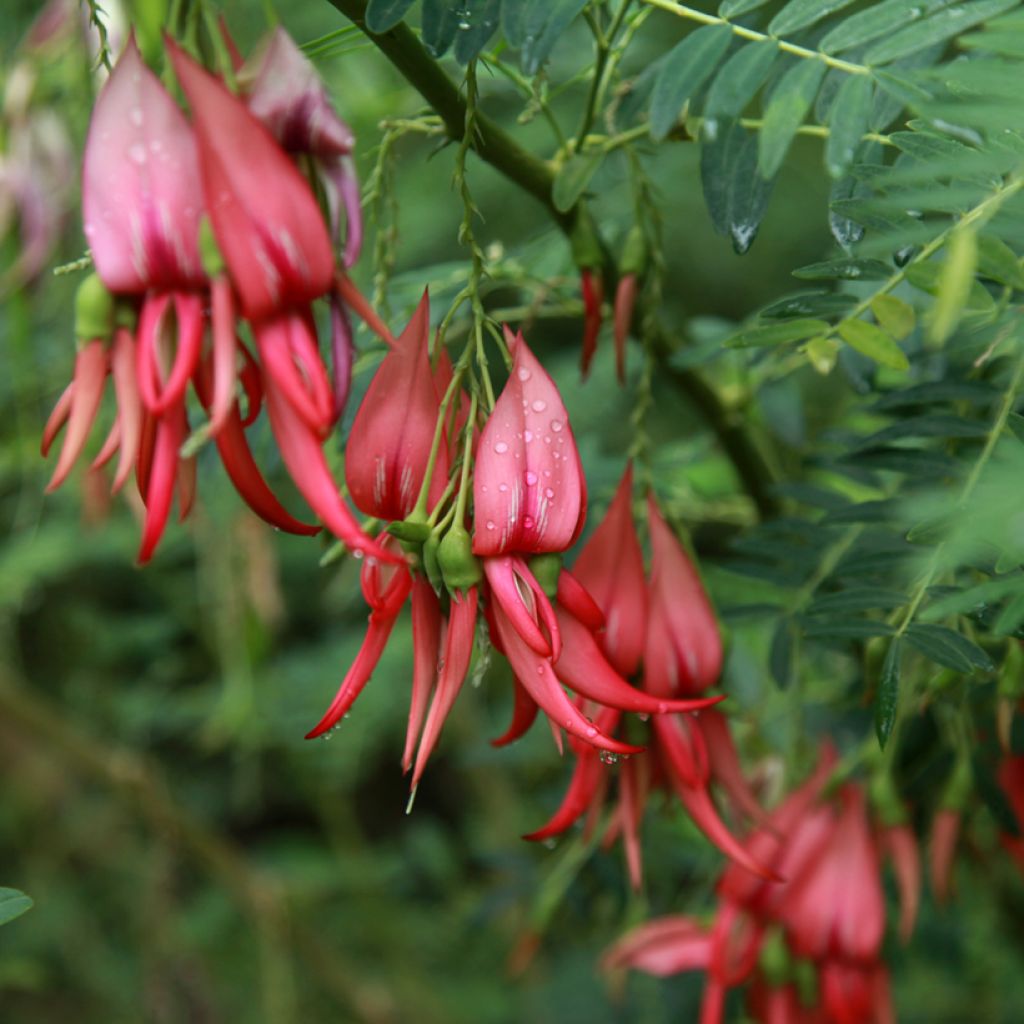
[346,291,447,520]
[83,36,204,292]
[472,328,584,556]
[45,339,107,492]
[168,39,334,320]
[404,578,442,773]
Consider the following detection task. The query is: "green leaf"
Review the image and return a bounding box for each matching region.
[365,0,417,33]
[871,380,999,408]
[724,318,831,348]
[453,0,502,63]
[905,623,994,672]
[759,292,856,318]
[0,888,33,927]
[701,121,776,253]
[865,0,1021,65]
[502,0,529,46]
[837,319,910,369]
[806,587,909,615]
[820,0,953,54]
[871,294,916,340]
[929,227,979,344]
[802,618,897,638]
[758,60,827,178]
[704,41,779,120]
[422,0,459,58]
[769,0,858,37]
[520,0,589,75]
[826,75,874,178]
[905,259,998,312]
[719,0,772,15]
[650,25,733,141]
[794,257,893,281]
[977,234,1024,288]
[875,640,902,748]
[551,150,604,212]
[770,617,797,687]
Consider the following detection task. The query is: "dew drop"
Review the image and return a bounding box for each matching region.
[517,367,531,382]
[129,143,147,165]
[524,430,534,443]
[599,750,620,766]
[353,549,364,560]
[494,441,509,454]
[531,400,547,413]
[544,488,555,499]
[498,482,509,492]
[637,712,650,723]
[525,471,538,486]
[486,520,496,530]
[523,515,535,529]
[543,838,557,850]
[129,107,143,127]
[585,725,598,738]
[550,419,563,432]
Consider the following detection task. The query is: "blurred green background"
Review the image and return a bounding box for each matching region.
[2,1,1024,1021]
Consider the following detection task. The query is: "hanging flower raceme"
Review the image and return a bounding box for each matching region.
[43,34,395,562]
[524,467,767,882]
[605,760,901,1024]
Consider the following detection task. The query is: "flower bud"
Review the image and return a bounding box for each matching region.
[438,524,483,591]
[74,273,115,343]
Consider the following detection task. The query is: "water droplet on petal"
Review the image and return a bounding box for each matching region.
[525,471,537,486]
[486,520,495,530]
[498,482,508,492]
[129,143,147,165]
[524,430,534,442]
[544,488,555,499]
[494,441,509,454]
[599,750,620,765]
[517,367,531,382]
[550,420,563,432]
[531,400,547,413]
[523,515,535,529]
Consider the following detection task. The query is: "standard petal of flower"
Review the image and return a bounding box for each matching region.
[572,463,646,677]
[168,39,334,320]
[346,291,447,520]
[484,556,557,658]
[83,36,204,292]
[472,329,585,556]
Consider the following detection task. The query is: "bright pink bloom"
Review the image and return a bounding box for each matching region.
[346,291,448,520]
[645,495,723,695]
[241,26,362,267]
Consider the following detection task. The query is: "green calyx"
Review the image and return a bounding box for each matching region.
[869,770,906,828]
[620,226,646,277]
[198,216,226,278]
[387,517,433,545]
[438,525,482,592]
[74,273,115,344]
[422,532,443,593]
[792,957,819,1010]
[569,206,603,270]
[528,553,562,599]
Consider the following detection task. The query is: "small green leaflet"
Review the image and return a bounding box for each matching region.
[520,0,589,75]
[719,0,772,16]
[454,0,502,64]
[704,41,778,120]
[725,318,830,348]
[837,318,910,369]
[819,0,953,54]
[905,623,994,672]
[977,234,1024,288]
[551,150,604,212]
[875,639,902,748]
[871,295,916,340]
[758,60,826,178]
[649,25,732,141]
[793,257,892,280]
[422,0,459,58]
[0,888,33,927]
[864,0,1021,65]
[365,0,417,33]
[826,75,874,178]
[769,0,858,37]
[770,617,797,687]
[701,120,777,253]
[929,227,978,345]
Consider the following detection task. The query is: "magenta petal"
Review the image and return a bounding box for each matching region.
[411,588,478,787]
[168,38,334,320]
[491,602,641,756]
[404,578,442,773]
[491,676,538,747]
[137,408,183,564]
[523,750,604,841]
[345,291,446,520]
[83,36,204,292]
[46,340,107,491]
[472,329,584,556]
[555,609,725,716]
[603,916,713,977]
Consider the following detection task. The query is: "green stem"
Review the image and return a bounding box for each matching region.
[641,0,871,76]
[574,0,633,151]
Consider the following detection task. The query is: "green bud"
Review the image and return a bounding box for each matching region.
[198,216,225,278]
[74,273,115,344]
[792,957,818,1010]
[528,553,562,599]
[438,524,483,591]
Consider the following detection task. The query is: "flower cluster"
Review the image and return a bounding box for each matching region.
[42,28,383,564]
[606,749,920,1024]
